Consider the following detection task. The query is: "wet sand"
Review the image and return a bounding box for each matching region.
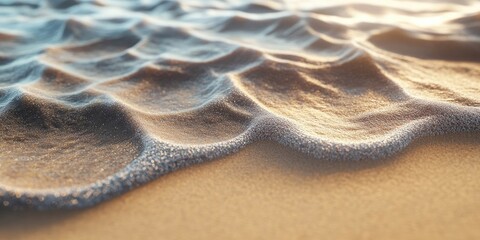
[1,133,479,240]
[1,0,480,209]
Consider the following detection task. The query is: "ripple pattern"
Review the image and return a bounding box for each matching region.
[0,0,479,209]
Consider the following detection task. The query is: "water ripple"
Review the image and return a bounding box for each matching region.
[0,0,479,209]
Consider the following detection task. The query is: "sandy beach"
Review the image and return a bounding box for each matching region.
[1,132,479,240]
[1,0,480,239]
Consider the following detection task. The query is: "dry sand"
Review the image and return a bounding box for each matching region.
[1,133,479,240]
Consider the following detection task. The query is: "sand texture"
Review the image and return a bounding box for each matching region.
[0,0,479,209]
[1,133,480,240]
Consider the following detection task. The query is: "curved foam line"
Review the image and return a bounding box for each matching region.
[1,100,480,209]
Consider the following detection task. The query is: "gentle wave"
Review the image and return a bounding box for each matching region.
[0,0,479,209]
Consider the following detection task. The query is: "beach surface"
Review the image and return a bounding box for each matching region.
[1,133,479,240]
[1,0,480,209]
[0,0,480,238]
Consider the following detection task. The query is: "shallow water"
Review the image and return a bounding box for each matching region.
[0,0,479,209]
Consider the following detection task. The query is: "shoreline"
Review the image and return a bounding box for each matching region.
[1,132,479,240]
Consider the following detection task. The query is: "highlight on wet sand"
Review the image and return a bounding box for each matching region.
[0,0,479,217]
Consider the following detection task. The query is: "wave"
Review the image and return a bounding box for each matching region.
[0,0,479,209]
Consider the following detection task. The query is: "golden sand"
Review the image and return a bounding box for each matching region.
[1,133,479,240]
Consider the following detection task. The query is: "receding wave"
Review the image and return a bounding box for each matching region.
[0,0,479,209]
